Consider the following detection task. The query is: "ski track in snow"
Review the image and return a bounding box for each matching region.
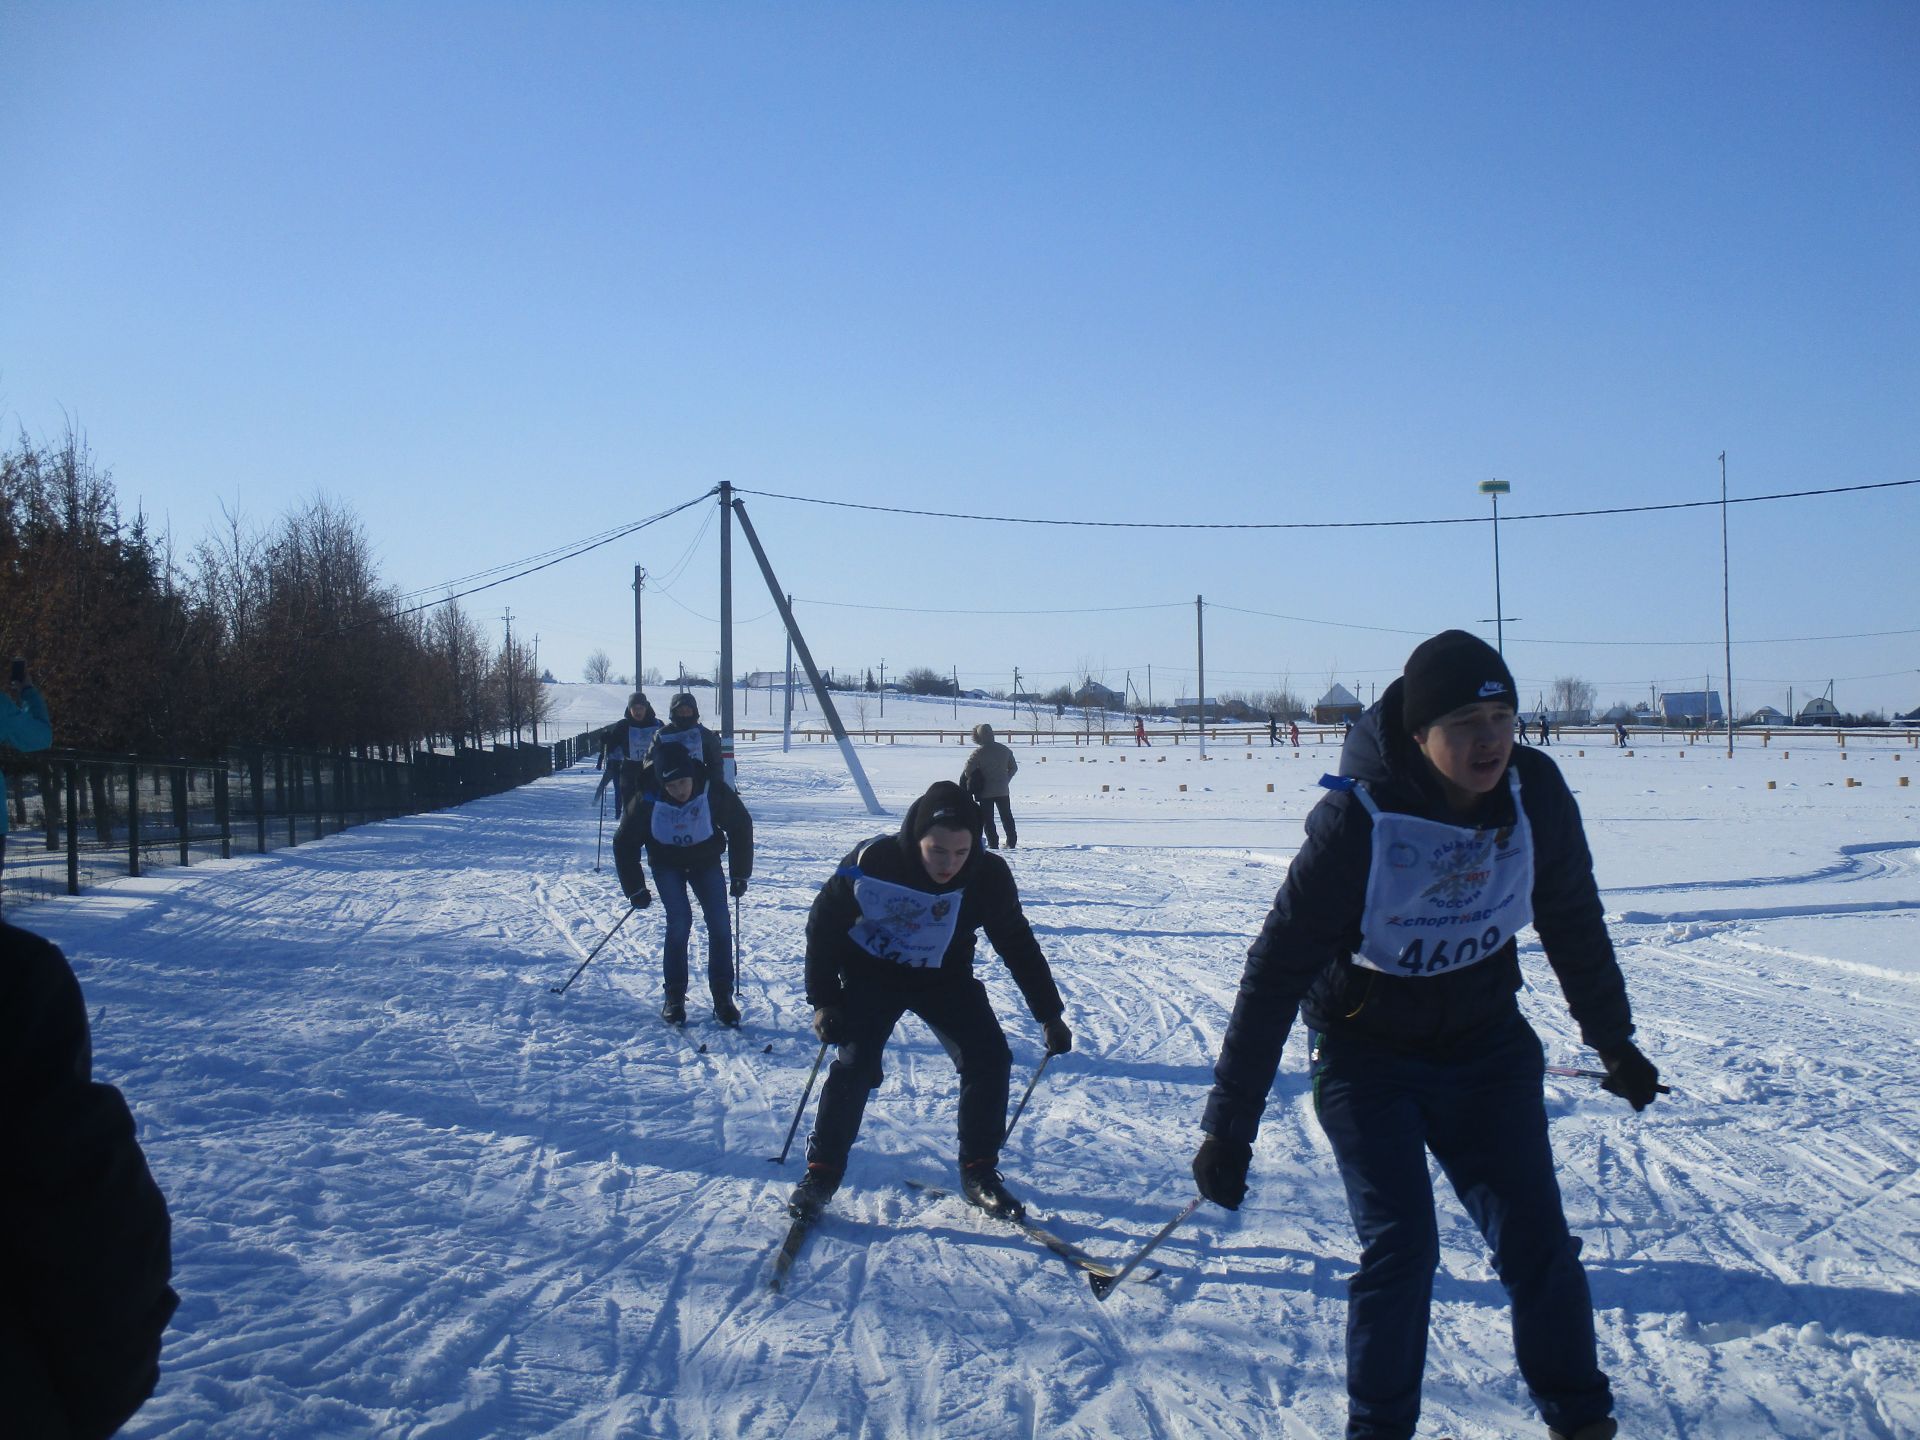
[25,710,1920,1440]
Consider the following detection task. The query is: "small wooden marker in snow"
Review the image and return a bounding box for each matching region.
[1179,783,1187,792]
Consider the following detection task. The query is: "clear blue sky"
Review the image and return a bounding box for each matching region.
[4,3,1915,717]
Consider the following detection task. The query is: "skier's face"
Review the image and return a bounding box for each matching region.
[664,777,695,803]
[1413,700,1515,812]
[917,824,973,884]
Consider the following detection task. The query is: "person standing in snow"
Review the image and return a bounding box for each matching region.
[643,691,725,791]
[594,691,662,817]
[1268,711,1279,746]
[2,920,179,1438]
[1289,719,1301,748]
[1134,716,1151,747]
[960,722,1019,850]
[1192,629,1658,1440]
[1538,713,1552,746]
[787,780,1072,1222]
[612,747,753,1026]
[1,658,52,910]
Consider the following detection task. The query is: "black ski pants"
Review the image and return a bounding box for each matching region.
[981,795,1017,848]
[807,977,1012,1173]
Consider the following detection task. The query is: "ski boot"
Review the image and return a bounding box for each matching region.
[713,995,741,1028]
[660,993,687,1026]
[960,1160,1025,1222]
[788,1163,841,1219]
[1548,1420,1618,1440]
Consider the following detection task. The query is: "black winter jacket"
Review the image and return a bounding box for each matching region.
[805,791,1065,1024]
[1,923,179,1439]
[1201,681,1634,1143]
[612,777,753,890]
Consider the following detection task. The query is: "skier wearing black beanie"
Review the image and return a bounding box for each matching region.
[788,780,1073,1225]
[1192,629,1657,1440]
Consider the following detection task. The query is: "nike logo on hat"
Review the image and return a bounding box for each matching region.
[1479,680,1508,697]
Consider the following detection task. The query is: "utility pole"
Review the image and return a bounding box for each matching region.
[1477,479,1513,658]
[718,482,735,782]
[633,566,645,690]
[1720,451,1734,756]
[879,659,886,718]
[782,595,795,753]
[1196,595,1207,759]
[532,635,540,745]
[503,608,517,745]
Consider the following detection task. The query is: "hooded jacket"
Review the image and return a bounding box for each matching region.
[805,784,1063,1023]
[1201,679,1634,1143]
[642,706,725,788]
[1,684,53,837]
[960,724,1017,801]
[1,923,178,1439]
[611,761,753,886]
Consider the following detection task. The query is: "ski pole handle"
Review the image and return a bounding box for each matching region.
[1545,1064,1672,1095]
[1091,1196,1202,1301]
[549,906,637,996]
[770,1041,830,1165]
[1003,1050,1054,1145]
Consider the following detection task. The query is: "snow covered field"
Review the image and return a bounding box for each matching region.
[24,691,1920,1438]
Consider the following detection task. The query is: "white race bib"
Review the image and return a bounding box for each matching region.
[648,791,715,848]
[847,873,965,969]
[1347,771,1534,978]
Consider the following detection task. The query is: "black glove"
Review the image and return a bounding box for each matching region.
[1042,1018,1073,1055]
[729,876,748,898]
[813,1005,849,1045]
[628,889,652,910]
[1192,1135,1253,1210]
[1599,1042,1661,1111]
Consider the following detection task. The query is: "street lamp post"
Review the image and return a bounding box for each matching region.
[1477,479,1512,658]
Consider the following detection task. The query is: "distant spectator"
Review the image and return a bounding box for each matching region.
[1267,712,1278,746]
[961,723,1020,850]
[2,921,179,1438]
[1289,719,1301,748]
[1,658,53,913]
[1134,716,1150,747]
[1538,714,1551,746]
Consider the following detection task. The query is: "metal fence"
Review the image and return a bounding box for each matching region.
[1,730,598,913]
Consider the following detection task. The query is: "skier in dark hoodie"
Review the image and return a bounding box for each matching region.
[595,691,663,816]
[3,921,179,1439]
[1192,630,1658,1440]
[612,746,753,1026]
[788,780,1072,1222]
[641,691,726,791]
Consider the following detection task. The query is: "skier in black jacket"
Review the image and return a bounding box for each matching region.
[595,692,663,817]
[789,781,1072,1222]
[612,747,753,1026]
[641,692,725,792]
[2,922,179,1439]
[1192,630,1657,1440]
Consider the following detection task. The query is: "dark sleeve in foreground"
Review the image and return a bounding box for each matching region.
[803,859,860,1008]
[975,859,1064,1024]
[716,784,753,882]
[1201,794,1369,1144]
[611,800,649,898]
[2,927,179,1440]
[1524,763,1634,1052]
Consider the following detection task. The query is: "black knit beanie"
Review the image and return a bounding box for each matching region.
[669,692,699,720]
[908,780,983,843]
[1401,630,1517,734]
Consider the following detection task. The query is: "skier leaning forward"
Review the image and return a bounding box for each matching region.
[788,780,1072,1222]
[612,746,753,1028]
[1192,629,1660,1440]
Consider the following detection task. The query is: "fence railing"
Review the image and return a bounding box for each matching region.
[1,730,597,912]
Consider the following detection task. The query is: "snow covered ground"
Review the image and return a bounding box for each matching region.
[24,691,1920,1438]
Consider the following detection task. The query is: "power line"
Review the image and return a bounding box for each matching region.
[736,477,1918,531]
[798,597,1189,617]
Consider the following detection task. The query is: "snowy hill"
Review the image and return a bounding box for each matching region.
[25,729,1920,1437]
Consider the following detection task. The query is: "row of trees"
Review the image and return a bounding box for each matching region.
[0,429,549,758]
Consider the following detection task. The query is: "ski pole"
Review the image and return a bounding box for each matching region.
[733,893,743,1000]
[1003,1050,1054,1145]
[770,1041,829,1165]
[549,907,637,996]
[1546,1064,1672,1096]
[1091,1196,1202,1301]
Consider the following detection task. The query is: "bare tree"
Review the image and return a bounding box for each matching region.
[1548,676,1598,722]
[584,649,613,684]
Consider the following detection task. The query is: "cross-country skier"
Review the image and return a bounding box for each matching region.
[787,780,1072,1222]
[642,691,725,790]
[1191,629,1657,1440]
[612,747,753,1026]
[594,692,661,817]
[960,723,1019,849]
